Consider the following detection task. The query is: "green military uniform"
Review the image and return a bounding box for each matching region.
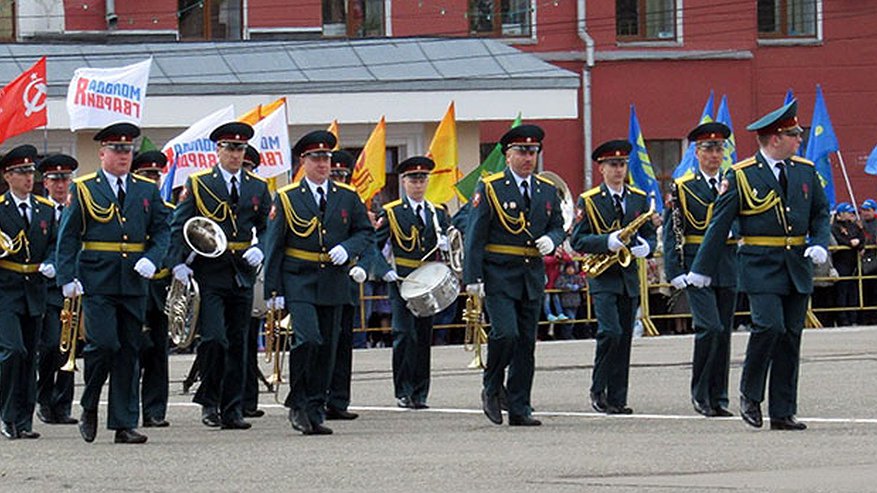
[263,130,374,435]
[373,157,451,408]
[0,146,57,439]
[691,101,830,428]
[464,165,566,422]
[168,124,271,428]
[56,127,171,440]
[664,170,737,414]
[571,181,656,413]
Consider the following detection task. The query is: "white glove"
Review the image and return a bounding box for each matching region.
[38,262,56,279]
[630,237,650,258]
[607,231,624,252]
[383,270,399,283]
[437,234,450,252]
[328,245,349,265]
[686,272,712,288]
[242,247,264,268]
[349,266,367,283]
[266,296,285,311]
[670,274,688,290]
[173,263,193,286]
[62,280,84,298]
[465,282,485,297]
[134,258,157,279]
[535,235,555,256]
[804,245,828,265]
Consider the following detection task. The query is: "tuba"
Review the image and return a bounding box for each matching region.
[165,217,228,349]
[581,197,656,277]
[539,171,576,232]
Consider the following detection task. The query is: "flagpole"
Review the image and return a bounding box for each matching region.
[835,150,859,221]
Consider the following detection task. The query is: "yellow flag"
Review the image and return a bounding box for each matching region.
[351,116,386,203]
[238,97,286,125]
[292,120,339,183]
[425,102,460,204]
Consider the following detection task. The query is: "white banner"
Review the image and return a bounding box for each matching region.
[160,105,235,192]
[250,102,291,179]
[66,58,152,131]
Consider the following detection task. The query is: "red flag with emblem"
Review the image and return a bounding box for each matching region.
[0,57,47,144]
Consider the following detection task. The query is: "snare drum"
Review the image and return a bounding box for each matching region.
[399,262,460,317]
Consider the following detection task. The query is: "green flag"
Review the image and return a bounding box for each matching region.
[455,113,522,201]
[139,135,157,152]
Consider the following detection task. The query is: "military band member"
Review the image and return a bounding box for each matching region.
[326,150,363,420]
[688,100,830,430]
[663,123,737,417]
[571,140,656,415]
[169,122,271,430]
[0,145,57,439]
[374,156,451,410]
[464,124,566,426]
[130,150,173,428]
[56,123,171,444]
[35,154,79,426]
[263,130,373,435]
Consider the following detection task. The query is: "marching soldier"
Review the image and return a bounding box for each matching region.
[464,124,566,426]
[326,150,365,420]
[56,123,171,444]
[35,154,79,426]
[131,150,173,428]
[570,140,656,415]
[374,156,451,410]
[263,130,373,435]
[663,123,737,417]
[0,145,57,439]
[689,100,830,430]
[169,122,271,430]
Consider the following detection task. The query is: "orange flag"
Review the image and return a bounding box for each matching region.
[425,101,460,204]
[238,97,285,125]
[351,116,386,203]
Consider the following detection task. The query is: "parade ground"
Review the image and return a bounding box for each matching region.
[2,326,876,492]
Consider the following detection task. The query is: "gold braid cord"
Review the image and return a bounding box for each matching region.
[278,190,321,241]
[583,195,619,235]
[191,176,237,236]
[734,169,788,228]
[678,183,714,230]
[386,206,420,253]
[0,230,30,257]
[485,180,529,236]
[76,181,120,232]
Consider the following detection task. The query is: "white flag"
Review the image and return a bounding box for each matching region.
[66,58,152,130]
[249,101,291,179]
[160,105,235,192]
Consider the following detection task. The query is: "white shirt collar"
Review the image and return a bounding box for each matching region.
[509,169,531,190]
[408,196,426,211]
[759,149,786,168]
[605,183,625,198]
[217,165,241,185]
[700,168,720,182]
[305,177,327,194]
[103,170,128,186]
[49,196,64,208]
[11,193,31,208]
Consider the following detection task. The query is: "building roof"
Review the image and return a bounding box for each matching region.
[0,38,579,97]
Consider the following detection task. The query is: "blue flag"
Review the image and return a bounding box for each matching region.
[672,91,714,179]
[159,157,176,202]
[627,105,663,212]
[784,89,795,104]
[715,95,737,171]
[804,85,839,207]
[866,145,877,176]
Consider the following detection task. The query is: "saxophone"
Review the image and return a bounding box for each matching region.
[581,198,655,277]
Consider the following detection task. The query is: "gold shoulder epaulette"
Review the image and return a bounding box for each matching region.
[277,182,300,194]
[190,169,212,179]
[34,195,53,206]
[732,157,757,170]
[334,181,356,193]
[483,171,504,183]
[0,194,7,205]
[74,172,97,184]
[628,186,647,196]
[245,170,267,182]
[675,174,695,186]
[382,198,403,211]
[534,174,554,185]
[164,201,176,210]
[579,187,601,200]
[790,155,815,166]
[132,174,156,184]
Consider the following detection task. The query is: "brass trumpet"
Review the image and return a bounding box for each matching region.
[462,292,487,370]
[264,294,289,403]
[59,294,84,372]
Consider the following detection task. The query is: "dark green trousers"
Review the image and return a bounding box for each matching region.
[591,292,638,408]
[483,293,540,417]
[0,312,41,432]
[284,303,340,425]
[687,285,736,409]
[37,304,74,419]
[327,304,355,411]
[389,284,433,404]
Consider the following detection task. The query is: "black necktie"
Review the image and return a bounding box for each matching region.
[708,177,718,197]
[19,203,29,229]
[317,187,326,214]
[415,204,425,228]
[116,178,126,206]
[776,162,788,194]
[230,176,239,206]
[521,180,531,212]
[613,194,624,221]
[56,205,64,222]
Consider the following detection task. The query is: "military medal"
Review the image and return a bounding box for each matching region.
[143,198,150,213]
[40,220,48,235]
[471,192,481,208]
[268,203,277,220]
[341,209,348,224]
[802,183,809,200]
[251,196,260,211]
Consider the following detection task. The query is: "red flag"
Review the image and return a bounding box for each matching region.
[0,57,48,144]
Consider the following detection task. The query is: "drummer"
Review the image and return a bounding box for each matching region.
[373,157,451,409]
